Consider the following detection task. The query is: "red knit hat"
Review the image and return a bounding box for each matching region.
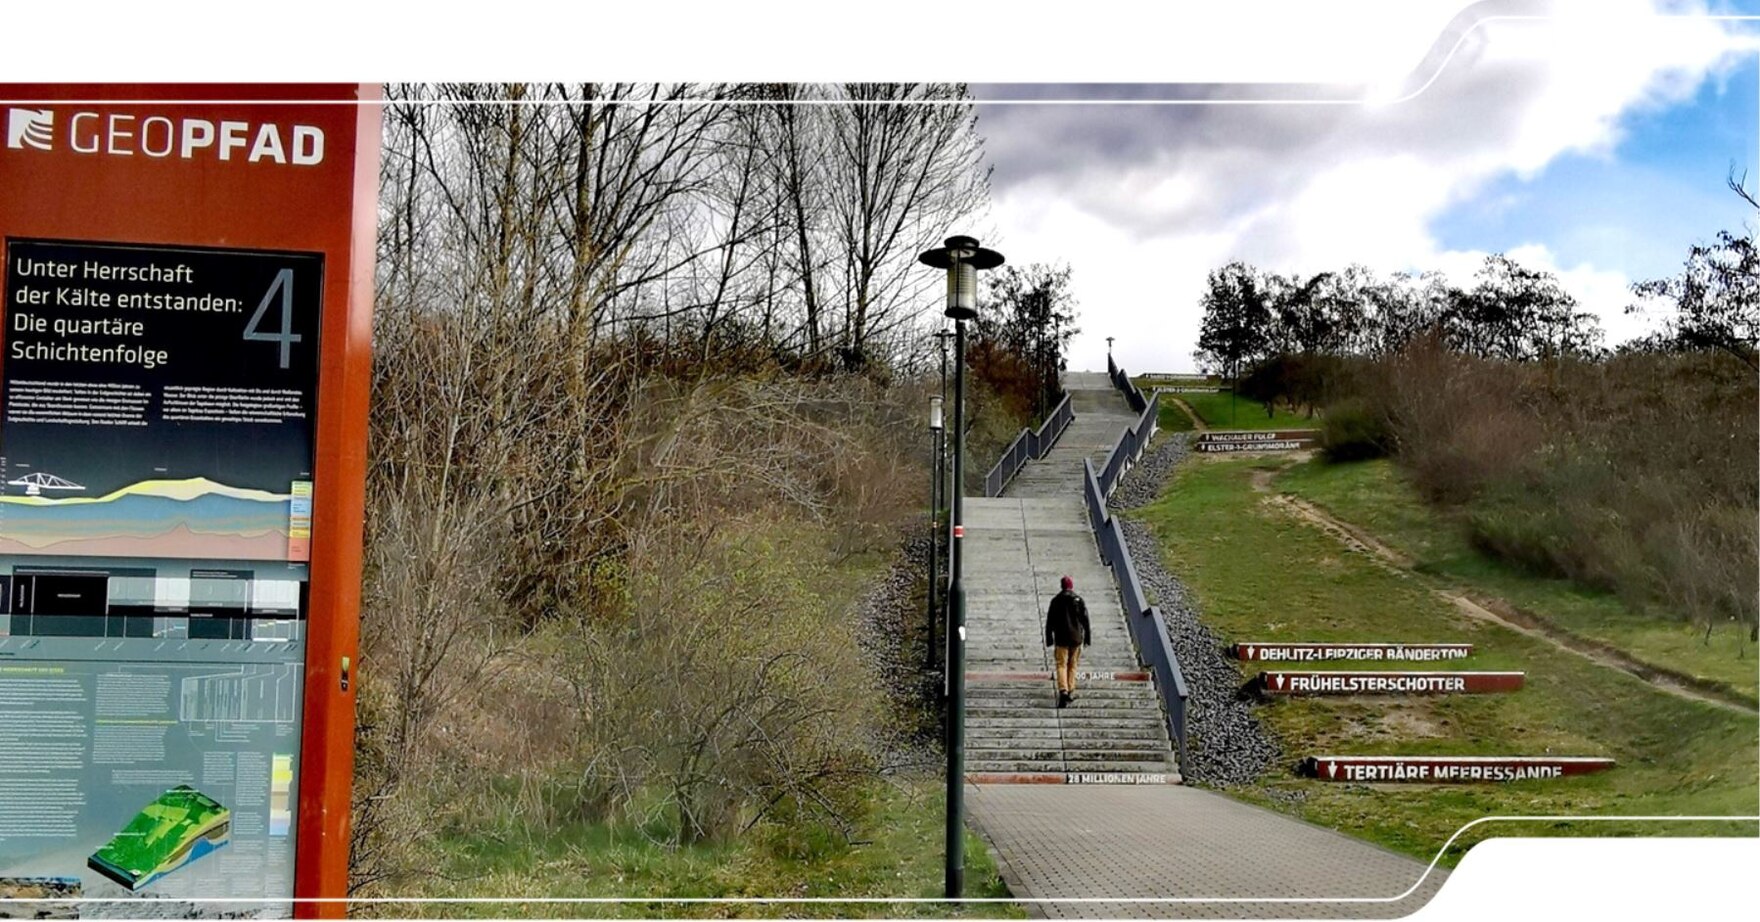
[1061,575,1073,590]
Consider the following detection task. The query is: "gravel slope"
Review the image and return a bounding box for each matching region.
[852,533,943,775]
[1112,433,1282,786]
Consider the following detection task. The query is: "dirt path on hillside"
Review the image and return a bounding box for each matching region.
[1169,396,1208,432]
[1248,467,1756,716]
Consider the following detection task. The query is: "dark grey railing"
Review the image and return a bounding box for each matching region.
[1097,389,1159,500]
[982,392,1073,497]
[1107,355,1148,414]
[1085,364,1191,768]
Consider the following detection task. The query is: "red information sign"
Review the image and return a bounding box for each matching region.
[1303,755,1616,783]
[1235,642,1473,662]
[0,84,378,918]
[1258,670,1525,695]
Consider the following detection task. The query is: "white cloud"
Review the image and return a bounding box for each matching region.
[981,0,1754,373]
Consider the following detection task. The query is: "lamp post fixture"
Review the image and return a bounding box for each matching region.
[926,395,944,680]
[918,234,1004,901]
[1106,336,1116,378]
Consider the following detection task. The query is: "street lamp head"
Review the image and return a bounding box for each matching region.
[918,235,1005,321]
[929,395,944,431]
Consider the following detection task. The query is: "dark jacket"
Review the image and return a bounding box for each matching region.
[1045,589,1090,647]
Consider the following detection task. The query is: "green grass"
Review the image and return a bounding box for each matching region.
[1274,458,1759,701]
[1154,396,1196,433]
[1135,457,1759,867]
[387,778,1020,918]
[1182,391,1319,431]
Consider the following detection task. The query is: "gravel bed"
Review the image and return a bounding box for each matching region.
[1111,431,1191,511]
[851,532,942,775]
[1111,432,1283,786]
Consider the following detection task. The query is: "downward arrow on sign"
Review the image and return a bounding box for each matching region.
[1246,646,1255,659]
[1327,761,1338,778]
[1273,674,1286,689]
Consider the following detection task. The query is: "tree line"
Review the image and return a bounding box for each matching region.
[380,82,989,378]
[1197,178,1759,383]
[1195,253,1603,383]
[1185,184,1757,646]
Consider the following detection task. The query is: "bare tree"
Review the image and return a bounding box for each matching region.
[825,83,990,370]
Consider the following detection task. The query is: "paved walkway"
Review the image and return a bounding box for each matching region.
[967,785,1446,919]
[962,373,1445,917]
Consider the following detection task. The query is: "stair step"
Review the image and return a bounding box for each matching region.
[971,731,1175,746]
[969,749,1170,764]
[1062,748,1169,762]
[968,759,1177,774]
[968,727,1168,743]
[968,718,1166,731]
[967,771,1183,785]
[966,686,1158,698]
[968,760,1066,772]
[965,698,1160,710]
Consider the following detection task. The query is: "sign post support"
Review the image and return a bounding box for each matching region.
[0,84,379,919]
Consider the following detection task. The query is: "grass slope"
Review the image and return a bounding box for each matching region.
[1154,396,1196,433]
[1275,458,1759,700]
[1182,391,1317,431]
[1135,456,1759,866]
[398,779,1019,918]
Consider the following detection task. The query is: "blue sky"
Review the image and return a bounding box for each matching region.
[1433,52,1757,286]
[979,3,1760,371]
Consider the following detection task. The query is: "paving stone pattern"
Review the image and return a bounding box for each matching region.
[966,785,1446,919]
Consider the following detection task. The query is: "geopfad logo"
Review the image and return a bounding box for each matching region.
[7,108,53,150]
[3,107,323,165]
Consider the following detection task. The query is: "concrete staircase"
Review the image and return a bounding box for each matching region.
[960,372,1179,783]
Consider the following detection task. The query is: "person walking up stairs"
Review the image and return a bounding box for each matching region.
[1044,575,1091,708]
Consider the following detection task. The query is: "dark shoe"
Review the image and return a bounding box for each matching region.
[1057,691,1070,708]
[1067,691,1078,703]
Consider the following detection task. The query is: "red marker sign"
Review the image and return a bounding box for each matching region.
[953,525,965,538]
[1258,670,1524,695]
[1235,642,1473,662]
[1304,755,1615,783]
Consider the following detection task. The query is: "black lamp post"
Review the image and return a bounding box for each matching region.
[926,395,944,679]
[934,327,954,523]
[918,234,1004,901]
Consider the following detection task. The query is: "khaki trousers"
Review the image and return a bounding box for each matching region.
[1054,645,1082,693]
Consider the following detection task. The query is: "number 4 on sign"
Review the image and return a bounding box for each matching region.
[244,268,301,369]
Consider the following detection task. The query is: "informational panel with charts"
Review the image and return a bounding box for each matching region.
[0,238,322,910]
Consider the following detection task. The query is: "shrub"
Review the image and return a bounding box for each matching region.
[1320,397,1391,461]
[571,517,880,845]
[1363,341,1757,640]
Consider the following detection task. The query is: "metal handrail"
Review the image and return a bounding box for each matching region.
[982,390,1075,497]
[983,428,1030,498]
[1081,363,1187,766]
[1033,392,1073,456]
[1082,456,1190,767]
